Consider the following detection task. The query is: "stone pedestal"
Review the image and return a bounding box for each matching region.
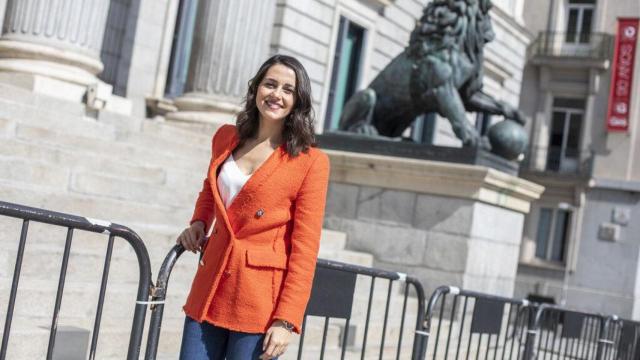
[0,0,111,102]
[166,0,276,125]
[323,150,545,297]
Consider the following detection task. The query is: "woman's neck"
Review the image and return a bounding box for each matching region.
[255,117,284,148]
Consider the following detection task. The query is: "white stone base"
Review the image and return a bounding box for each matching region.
[0,72,131,115]
[165,110,236,126]
[322,149,545,297]
[166,92,242,126]
[0,39,102,85]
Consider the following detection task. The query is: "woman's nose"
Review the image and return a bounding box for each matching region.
[271,86,285,98]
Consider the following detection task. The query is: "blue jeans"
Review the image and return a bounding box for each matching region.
[179,316,277,360]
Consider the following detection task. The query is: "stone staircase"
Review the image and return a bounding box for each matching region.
[0,83,421,359]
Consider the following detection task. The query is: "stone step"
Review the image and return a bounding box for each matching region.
[141,120,213,147]
[0,180,193,227]
[13,123,209,172]
[115,130,209,160]
[0,97,117,140]
[69,171,198,208]
[0,155,197,207]
[319,228,347,252]
[0,242,197,285]
[319,248,375,267]
[0,138,168,185]
[0,82,88,118]
[0,156,71,190]
[0,318,167,360]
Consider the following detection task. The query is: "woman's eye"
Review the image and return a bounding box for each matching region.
[284,89,293,94]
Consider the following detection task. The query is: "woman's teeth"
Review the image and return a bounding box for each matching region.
[266,101,281,109]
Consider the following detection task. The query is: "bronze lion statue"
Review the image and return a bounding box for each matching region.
[339,0,525,149]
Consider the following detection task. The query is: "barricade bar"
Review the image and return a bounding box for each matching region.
[0,200,152,360]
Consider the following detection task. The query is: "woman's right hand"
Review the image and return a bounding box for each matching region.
[176,221,206,253]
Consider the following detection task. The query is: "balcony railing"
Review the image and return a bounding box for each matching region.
[520,145,594,178]
[528,32,614,61]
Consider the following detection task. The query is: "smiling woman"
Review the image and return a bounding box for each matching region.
[175,55,330,360]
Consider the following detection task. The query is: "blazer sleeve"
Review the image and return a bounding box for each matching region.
[189,126,228,229]
[272,150,331,333]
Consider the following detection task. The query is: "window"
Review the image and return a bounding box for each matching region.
[165,0,199,98]
[410,113,436,144]
[475,112,492,137]
[325,16,366,131]
[546,98,584,173]
[565,0,595,44]
[535,207,572,262]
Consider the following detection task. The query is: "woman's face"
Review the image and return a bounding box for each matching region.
[255,64,297,124]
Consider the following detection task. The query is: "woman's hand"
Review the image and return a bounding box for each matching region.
[260,320,292,359]
[176,221,206,253]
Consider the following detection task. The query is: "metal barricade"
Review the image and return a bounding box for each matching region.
[423,286,535,360]
[146,245,428,360]
[524,305,620,360]
[614,318,640,360]
[0,200,152,360]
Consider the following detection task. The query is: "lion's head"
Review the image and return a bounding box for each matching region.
[407,0,495,62]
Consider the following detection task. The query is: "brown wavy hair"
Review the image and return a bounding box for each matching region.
[236,54,316,157]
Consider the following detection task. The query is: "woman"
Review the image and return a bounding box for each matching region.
[176,54,330,360]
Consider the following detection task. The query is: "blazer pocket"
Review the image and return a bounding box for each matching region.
[245,249,288,269]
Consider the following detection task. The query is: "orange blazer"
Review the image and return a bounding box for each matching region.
[182,124,330,334]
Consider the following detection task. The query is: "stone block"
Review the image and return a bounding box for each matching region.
[423,232,469,272]
[335,219,427,266]
[470,202,524,245]
[413,193,473,235]
[462,273,515,297]
[356,186,416,225]
[406,266,465,297]
[325,182,359,219]
[319,229,347,252]
[465,238,520,278]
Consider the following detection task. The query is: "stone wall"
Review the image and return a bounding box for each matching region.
[323,150,543,298]
[325,183,524,296]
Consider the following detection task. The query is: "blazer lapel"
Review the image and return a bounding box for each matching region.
[210,127,286,238]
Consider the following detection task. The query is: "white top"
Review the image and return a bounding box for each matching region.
[217,153,251,208]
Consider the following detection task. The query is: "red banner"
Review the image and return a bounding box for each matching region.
[606,18,639,132]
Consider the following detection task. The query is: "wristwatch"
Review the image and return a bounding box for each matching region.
[280,319,294,332]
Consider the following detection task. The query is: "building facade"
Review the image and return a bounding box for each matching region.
[516,0,640,318]
[0,0,530,135]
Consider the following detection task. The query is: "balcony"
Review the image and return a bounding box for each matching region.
[520,145,593,181]
[528,32,613,68]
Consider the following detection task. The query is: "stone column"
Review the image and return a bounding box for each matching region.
[167,0,277,125]
[0,0,110,100]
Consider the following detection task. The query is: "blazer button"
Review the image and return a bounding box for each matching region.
[255,209,265,218]
[223,270,231,277]
[212,227,217,234]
